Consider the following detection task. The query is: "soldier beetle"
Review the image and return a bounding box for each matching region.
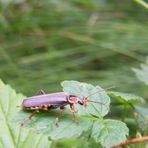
[18,86,114,126]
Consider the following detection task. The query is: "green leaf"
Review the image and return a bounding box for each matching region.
[108,91,145,104]
[15,80,129,148]
[15,81,93,140]
[16,80,109,140]
[16,103,92,140]
[0,79,51,148]
[132,57,148,85]
[92,119,129,148]
[134,105,148,131]
[61,80,110,117]
[133,0,148,10]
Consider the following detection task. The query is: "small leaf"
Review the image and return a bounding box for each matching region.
[134,105,148,131]
[0,79,51,148]
[47,117,92,140]
[15,79,129,147]
[16,80,109,139]
[61,80,110,117]
[61,80,94,97]
[92,119,129,148]
[16,105,93,140]
[132,57,148,85]
[108,91,145,104]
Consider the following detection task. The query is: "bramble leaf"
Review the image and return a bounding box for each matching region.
[92,119,129,148]
[132,57,148,85]
[15,80,93,140]
[134,105,148,131]
[0,79,51,148]
[14,80,128,147]
[108,91,145,104]
[61,80,110,117]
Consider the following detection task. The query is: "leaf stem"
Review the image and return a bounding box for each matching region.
[133,0,148,9]
[112,136,148,148]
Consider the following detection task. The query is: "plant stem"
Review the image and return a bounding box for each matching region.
[112,136,148,148]
[133,0,148,9]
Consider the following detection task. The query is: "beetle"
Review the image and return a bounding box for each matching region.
[19,87,113,126]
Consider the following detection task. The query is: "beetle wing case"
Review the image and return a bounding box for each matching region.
[22,92,69,108]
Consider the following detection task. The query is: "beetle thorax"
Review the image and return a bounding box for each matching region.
[68,95,84,105]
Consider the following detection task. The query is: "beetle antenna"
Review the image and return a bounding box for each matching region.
[85,85,115,99]
[83,86,114,108]
[86,100,109,110]
[87,100,106,105]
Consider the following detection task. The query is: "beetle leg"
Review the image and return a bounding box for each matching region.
[55,106,66,127]
[20,110,37,126]
[83,100,87,107]
[70,104,79,125]
[70,104,77,113]
[36,90,45,95]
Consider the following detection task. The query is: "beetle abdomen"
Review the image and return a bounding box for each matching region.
[22,92,68,108]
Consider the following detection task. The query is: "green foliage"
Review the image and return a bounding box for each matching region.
[92,119,128,148]
[0,79,51,148]
[133,57,148,85]
[0,0,148,147]
[132,58,148,134]
[61,80,110,117]
[134,105,148,132]
[0,79,130,148]
[0,0,147,96]
[108,91,145,104]
[133,0,148,9]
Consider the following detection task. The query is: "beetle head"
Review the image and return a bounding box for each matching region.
[68,95,84,105]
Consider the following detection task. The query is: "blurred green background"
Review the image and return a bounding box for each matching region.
[0,0,148,98]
